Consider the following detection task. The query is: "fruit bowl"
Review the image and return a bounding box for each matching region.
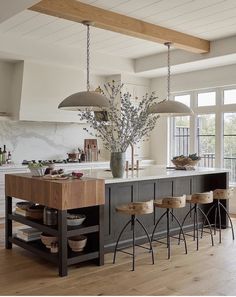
[28,162,47,177]
[172,154,201,168]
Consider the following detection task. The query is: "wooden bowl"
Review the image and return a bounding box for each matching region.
[171,158,200,168]
[40,233,58,248]
[26,205,44,220]
[16,201,33,210]
[68,235,87,252]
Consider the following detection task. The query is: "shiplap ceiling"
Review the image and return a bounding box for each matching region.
[0,0,236,58]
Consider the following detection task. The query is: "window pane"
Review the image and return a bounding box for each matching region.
[197,114,215,167]
[174,94,190,107]
[172,116,190,157]
[224,113,236,184]
[224,89,236,105]
[197,92,216,107]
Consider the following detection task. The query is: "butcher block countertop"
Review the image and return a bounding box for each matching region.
[5,173,105,210]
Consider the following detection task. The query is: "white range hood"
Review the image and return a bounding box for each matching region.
[10,61,105,123]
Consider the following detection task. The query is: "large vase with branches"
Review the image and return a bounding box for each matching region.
[80,82,160,178]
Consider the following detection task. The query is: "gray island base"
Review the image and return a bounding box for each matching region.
[87,166,229,252]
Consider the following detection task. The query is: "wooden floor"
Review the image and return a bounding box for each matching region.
[1,220,236,296]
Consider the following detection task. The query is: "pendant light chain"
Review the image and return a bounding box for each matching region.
[166,42,171,101]
[86,24,90,92]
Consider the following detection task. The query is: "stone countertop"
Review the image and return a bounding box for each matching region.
[0,160,155,172]
[80,165,230,184]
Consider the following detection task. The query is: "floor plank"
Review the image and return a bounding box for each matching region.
[1,220,236,295]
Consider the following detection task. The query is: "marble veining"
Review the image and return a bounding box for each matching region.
[0,119,108,163]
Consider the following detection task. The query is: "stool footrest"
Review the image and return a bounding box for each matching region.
[116,249,133,256]
[135,244,151,251]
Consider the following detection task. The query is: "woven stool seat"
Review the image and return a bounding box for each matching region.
[116,200,153,215]
[213,188,234,200]
[154,195,186,209]
[186,191,213,204]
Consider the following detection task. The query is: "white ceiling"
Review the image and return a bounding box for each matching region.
[0,0,236,59]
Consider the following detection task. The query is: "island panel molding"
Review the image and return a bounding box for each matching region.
[29,0,210,54]
[5,174,105,210]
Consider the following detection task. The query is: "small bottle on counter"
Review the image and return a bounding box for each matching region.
[6,151,12,164]
[80,150,86,162]
[2,145,7,164]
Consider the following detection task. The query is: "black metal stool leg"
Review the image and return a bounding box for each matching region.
[167,209,170,259]
[178,205,195,244]
[214,206,217,235]
[193,205,196,241]
[136,218,155,265]
[196,205,199,251]
[113,219,132,264]
[217,200,222,243]
[171,208,174,221]
[220,202,235,240]
[151,210,167,242]
[198,207,214,246]
[131,215,135,271]
[171,211,188,255]
[201,203,215,238]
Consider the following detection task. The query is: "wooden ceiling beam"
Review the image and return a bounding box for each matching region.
[29,0,210,54]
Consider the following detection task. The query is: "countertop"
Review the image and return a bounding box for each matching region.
[81,165,229,184]
[0,160,155,172]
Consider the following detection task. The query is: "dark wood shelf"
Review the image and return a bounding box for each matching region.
[10,213,59,236]
[67,224,99,236]
[10,213,100,237]
[10,237,58,264]
[10,236,99,267]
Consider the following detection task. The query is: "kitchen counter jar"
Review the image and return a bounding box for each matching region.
[43,207,58,226]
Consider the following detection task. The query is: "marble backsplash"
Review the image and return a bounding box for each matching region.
[0,119,109,164]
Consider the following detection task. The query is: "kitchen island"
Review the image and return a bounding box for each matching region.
[5,166,229,276]
[82,166,229,251]
[5,174,105,277]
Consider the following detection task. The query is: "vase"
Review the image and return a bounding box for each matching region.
[110,152,126,178]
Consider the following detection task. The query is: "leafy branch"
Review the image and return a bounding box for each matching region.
[80,82,160,152]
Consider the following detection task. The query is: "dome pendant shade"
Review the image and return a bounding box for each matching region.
[149,100,193,116]
[150,42,193,116]
[58,22,109,111]
[58,91,109,111]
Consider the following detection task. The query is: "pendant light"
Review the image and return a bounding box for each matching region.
[149,42,193,116]
[58,21,109,111]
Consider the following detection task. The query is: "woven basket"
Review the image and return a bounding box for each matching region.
[171,158,200,168]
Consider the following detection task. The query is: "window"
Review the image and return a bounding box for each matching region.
[170,86,236,184]
[197,91,216,107]
[224,89,236,105]
[172,94,190,157]
[174,94,190,107]
[224,113,236,182]
[172,116,190,157]
[197,114,215,167]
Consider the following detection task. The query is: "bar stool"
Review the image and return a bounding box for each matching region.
[201,188,234,243]
[179,192,214,250]
[151,195,187,259]
[113,200,154,271]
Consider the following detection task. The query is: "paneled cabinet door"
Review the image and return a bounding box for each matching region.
[104,182,138,247]
[155,179,174,232]
[137,180,156,233]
